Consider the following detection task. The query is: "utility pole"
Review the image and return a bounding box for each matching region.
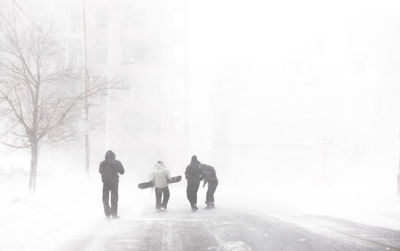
[397,156,400,195]
[82,0,90,172]
[105,7,113,150]
[398,136,400,195]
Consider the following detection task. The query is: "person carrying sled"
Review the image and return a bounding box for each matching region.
[99,150,125,218]
[185,155,203,211]
[150,161,171,211]
[200,163,218,209]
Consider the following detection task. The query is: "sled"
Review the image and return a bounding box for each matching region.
[138,175,182,189]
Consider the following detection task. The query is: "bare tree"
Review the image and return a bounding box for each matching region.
[0,10,114,191]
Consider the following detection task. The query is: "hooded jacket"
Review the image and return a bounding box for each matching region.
[200,164,218,185]
[150,161,171,188]
[185,156,203,183]
[99,150,125,184]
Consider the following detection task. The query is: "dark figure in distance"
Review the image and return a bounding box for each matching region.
[150,161,171,211]
[200,163,218,209]
[99,150,125,218]
[185,155,203,211]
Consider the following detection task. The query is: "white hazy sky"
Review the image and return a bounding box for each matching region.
[2,0,400,193]
[186,0,400,137]
[184,0,400,192]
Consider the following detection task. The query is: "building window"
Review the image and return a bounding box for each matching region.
[173,43,185,65]
[173,11,185,30]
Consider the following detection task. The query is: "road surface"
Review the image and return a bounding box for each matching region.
[58,206,400,251]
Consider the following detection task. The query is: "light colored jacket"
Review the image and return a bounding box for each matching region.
[150,162,171,188]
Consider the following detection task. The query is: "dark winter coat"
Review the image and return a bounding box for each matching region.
[200,164,218,185]
[99,151,125,184]
[185,163,203,184]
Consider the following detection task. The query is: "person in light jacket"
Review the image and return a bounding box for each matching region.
[150,161,171,210]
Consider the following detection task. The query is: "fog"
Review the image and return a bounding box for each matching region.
[4,0,398,191]
[1,0,400,249]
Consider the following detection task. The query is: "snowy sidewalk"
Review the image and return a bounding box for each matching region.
[0,180,146,251]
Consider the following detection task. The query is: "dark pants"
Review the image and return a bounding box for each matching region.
[186,181,200,206]
[102,182,119,217]
[155,187,170,209]
[206,181,218,203]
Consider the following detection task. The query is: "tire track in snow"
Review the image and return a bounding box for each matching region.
[206,213,252,251]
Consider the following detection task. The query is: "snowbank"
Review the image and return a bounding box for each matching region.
[0,174,146,251]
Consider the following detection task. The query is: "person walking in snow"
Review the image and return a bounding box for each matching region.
[99,150,125,218]
[185,155,203,211]
[150,161,171,211]
[200,163,218,209]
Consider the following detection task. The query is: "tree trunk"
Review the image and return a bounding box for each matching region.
[82,0,90,173]
[28,141,38,191]
[85,133,90,172]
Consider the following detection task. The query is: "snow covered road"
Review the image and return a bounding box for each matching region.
[57,207,400,251]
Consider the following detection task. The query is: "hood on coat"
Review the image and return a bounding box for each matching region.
[190,155,199,165]
[105,150,116,161]
[155,161,165,169]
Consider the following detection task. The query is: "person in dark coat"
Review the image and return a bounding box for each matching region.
[200,163,218,209]
[99,150,125,218]
[185,155,203,211]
